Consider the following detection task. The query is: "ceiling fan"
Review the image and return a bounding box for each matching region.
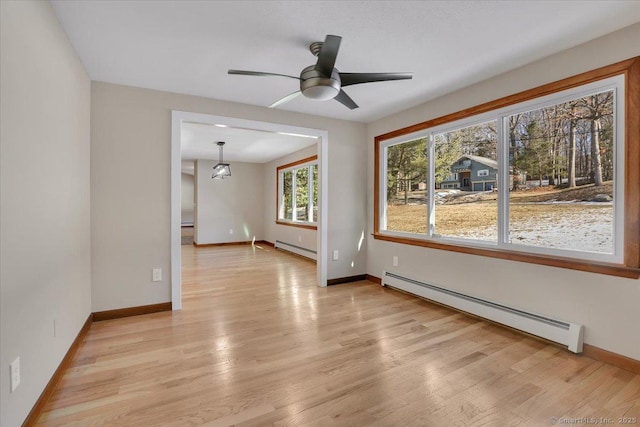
[228,35,413,110]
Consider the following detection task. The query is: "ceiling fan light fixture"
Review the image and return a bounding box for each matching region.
[302,85,339,101]
[300,66,341,101]
[212,141,231,179]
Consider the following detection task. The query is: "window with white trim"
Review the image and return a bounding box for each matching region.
[377,73,628,267]
[277,157,318,227]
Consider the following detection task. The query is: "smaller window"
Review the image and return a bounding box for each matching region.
[477,169,489,177]
[277,156,318,228]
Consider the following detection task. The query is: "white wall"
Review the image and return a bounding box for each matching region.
[0,2,92,426]
[195,160,264,244]
[181,173,194,225]
[263,145,318,254]
[366,23,640,360]
[91,81,366,311]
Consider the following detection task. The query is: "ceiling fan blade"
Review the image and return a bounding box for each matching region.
[228,70,300,80]
[314,35,342,77]
[334,89,359,110]
[339,72,413,87]
[269,91,302,108]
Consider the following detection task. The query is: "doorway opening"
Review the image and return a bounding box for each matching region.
[170,111,329,310]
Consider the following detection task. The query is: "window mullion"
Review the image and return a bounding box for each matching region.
[292,169,297,222]
[497,115,509,247]
[427,133,435,237]
[278,172,283,219]
[381,146,388,230]
[308,165,314,222]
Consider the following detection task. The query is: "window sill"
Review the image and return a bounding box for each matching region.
[372,232,640,279]
[276,220,318,231]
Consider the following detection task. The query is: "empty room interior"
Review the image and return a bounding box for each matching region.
[2,1,640,426]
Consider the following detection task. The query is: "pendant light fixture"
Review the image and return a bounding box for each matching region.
[211,141,231,179]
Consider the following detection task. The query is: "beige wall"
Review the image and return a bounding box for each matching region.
[195,160,264,244]
[181,173,194,225]
[366,23,640,360]
[0,1,92,426]
[263,145,318,254]
[91,82,367,311]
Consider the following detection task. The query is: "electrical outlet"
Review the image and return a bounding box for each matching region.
[298,235,302,242]
[152,268,162,282]
[229,229,233,235]
[333,250,339,261]
[393,256,399,267]
[10,357,20,392]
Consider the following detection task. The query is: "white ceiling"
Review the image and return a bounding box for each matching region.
[181,121,317,164]
[51,1,640,123]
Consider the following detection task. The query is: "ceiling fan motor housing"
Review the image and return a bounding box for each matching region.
[300,65,341,101]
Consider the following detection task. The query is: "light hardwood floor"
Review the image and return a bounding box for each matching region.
[38,244,640,426]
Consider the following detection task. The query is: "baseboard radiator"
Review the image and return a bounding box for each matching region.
[382,271,584,353]
[275,240,317,261]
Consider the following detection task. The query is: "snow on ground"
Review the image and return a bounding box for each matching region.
[453,203,614,254]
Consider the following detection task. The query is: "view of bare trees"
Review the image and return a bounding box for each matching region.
[383,88,616,254]
[387,89,614,204]
[509,89,614,190]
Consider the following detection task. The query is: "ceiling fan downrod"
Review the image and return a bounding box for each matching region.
[309,41,324,57]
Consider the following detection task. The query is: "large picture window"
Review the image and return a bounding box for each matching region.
[277,156,318,229]
[374,58,640,277]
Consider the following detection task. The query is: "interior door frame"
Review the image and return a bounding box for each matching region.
[170,110,329,310]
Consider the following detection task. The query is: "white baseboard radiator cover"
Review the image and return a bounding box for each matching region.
[275,240,317,261]
[382,271,584,353]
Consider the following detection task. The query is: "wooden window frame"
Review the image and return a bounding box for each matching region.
[276,155,318,230]
[374,57,640,278]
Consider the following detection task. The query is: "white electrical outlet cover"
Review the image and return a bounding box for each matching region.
[10,357,20,392]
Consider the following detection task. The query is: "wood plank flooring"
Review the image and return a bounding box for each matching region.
[38,244,640,426]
